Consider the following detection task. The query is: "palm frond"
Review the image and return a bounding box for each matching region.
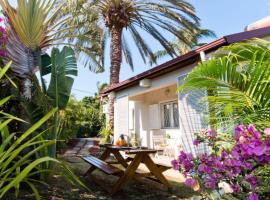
[179,40,270,130]
[1,0,104,76]
[62,0,202,71]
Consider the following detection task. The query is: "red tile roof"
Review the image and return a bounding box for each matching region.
[102,26,270,95]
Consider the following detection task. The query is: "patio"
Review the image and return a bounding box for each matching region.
[58,138,196,200]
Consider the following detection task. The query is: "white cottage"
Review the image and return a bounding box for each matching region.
[102,26,270,157]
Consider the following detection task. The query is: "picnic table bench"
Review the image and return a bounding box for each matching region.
[82,155,122,175]
[82,145,171,195]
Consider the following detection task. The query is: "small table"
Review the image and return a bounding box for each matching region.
[85,145,171,195]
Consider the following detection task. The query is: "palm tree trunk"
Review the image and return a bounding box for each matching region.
[108,27,123,132]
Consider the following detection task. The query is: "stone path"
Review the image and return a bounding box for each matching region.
[63,138,100,156]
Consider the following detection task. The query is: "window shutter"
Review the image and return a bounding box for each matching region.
[148,104,161,130]
[115,96,129,139]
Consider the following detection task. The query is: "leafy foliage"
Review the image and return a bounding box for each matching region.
[154,29,216,62]
[62,0,201,69]
[254,165,270,197]
[0,62,86,199]
[43,46,78,109]
[178,39,270,131]
[59,97,105,140]
[0,0,103,76]
[0,108,58,200]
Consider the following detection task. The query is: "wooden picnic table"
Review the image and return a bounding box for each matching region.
[83,145,171,195]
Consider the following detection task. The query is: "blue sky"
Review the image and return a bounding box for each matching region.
[7,0,270,99]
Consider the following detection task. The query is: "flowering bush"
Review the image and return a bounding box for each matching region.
[172,124,270,200]
[0,17,7,59]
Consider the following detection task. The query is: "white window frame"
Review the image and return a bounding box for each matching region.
[160,100,179,129]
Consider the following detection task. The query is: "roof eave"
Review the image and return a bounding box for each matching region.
[102,26,270,95]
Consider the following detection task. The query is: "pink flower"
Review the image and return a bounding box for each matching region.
[171,159,179,170]
[231,184,240,193]
[0,18,3,23]
[245,175,257,189]
[208,129,217,138]
[184,178,196,187]
[204,178,216,189]
[264,128,270,135]
[193,139,200,146]
[234,125,245,140]
[247,193,259,200]
[0,26,7,34]
[0,49,6,57]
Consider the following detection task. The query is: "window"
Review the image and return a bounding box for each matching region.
[161,101,179,128]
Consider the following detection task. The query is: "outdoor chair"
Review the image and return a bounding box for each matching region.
[152,132,169,158]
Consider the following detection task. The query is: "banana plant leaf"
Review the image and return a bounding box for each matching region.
[43,46,78,110]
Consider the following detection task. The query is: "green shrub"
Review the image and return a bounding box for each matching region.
[59,98,105,140]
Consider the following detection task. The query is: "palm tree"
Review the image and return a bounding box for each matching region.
[96,82,108,97]
[154,29,216,62]
[64,0,201,130]
[0,0,103,99]
[178,39,270,131]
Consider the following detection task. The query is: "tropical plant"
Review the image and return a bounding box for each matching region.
[0,62,86,200]
[178,39,270,131]
[95,82,108,98]
[0,0,103,99]
[0,108,58,199]
[172,124,270,200]
[154,29,216,61]
[24,46,78,157]
[62,0,201,130]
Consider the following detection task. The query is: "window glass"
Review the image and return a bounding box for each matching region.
[161,101,179,128]
[173,103,179,127]
[163,104,171,127]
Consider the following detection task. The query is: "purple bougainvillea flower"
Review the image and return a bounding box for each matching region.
[231,184,241,193]
[253,145,265,156]
[247,193,259,200]
[204,178,216,189]
[248,124,256,133]
[234,131,241,141]
[247,124,260,139]
[208,129,217,138]
[178,151,187,161]
[186,153,193,161]
[235,124,245,132]
[198,163,207,173]
[245,175,257,189]
[184,178,196,187]
[172,124,270,199]
[221,150,228,158]
[244,162,253,170]
[264,128,270,135]
[171,159,179,170]
[231,149,240,159]
[0,49,6,57]
[182,159,193,171]
[193,139,200,146]
[0,26,7,34]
